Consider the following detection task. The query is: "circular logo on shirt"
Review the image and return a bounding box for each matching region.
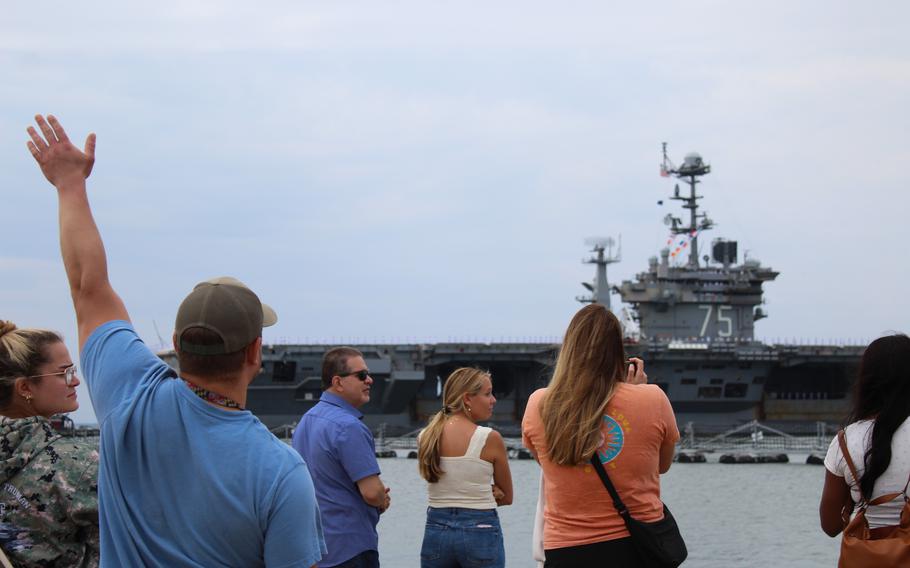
[595,415,624,464]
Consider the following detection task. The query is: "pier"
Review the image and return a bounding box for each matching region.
[271,419,837,464]
[367,420,838,464]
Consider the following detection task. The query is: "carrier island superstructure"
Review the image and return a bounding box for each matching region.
[160,147,863,434]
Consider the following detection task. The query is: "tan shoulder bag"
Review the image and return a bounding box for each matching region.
[837,429,910,567]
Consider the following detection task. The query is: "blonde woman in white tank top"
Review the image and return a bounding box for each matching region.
[417,368,513,568]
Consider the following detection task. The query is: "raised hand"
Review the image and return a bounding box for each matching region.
[26,114,96,188]
[24,113,129,349]
[625,357,648,384]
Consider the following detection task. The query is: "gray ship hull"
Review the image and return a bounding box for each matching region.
[168,338,862,435]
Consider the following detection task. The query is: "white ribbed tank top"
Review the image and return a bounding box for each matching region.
[428,425,497,509]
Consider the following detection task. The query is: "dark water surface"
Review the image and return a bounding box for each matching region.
[376,457,839,567]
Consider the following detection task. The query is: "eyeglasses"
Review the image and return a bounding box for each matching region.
[29,364,78,386]
[338,369,371,381]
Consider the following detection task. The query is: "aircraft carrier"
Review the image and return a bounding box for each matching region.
[163,146,864,434]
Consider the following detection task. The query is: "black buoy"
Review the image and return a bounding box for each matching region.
[720,453,758,463]
[806,453,825,465]
[757,453,789,463]
[375,450,397,458]
[675,451,706,463]
[516,449,533,460]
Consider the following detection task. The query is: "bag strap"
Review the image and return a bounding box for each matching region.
[589,456,634,524]
[838,429,873,509]
[837,430,861,488]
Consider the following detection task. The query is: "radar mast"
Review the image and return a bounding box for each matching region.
[577,236,621,311]
[660,142,713,268]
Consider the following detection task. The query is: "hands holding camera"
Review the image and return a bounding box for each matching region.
[625,357,647,384]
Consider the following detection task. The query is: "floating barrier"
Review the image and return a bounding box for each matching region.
[675,451,707,463]
[720,454,754,464]
[757,453,789,463]
[806,453,825,465]
[719,453,789,464]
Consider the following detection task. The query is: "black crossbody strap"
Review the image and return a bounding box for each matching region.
[590,456,633,522]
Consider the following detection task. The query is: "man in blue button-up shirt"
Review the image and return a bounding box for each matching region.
[293,347,391,568]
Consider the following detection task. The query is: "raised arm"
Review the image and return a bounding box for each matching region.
[27,115,129,350]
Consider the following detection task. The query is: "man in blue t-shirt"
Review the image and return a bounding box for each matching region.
[292,347,391,568]
[26,114,325,567]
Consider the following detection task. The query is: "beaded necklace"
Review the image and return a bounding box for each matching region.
[182,379,245,411]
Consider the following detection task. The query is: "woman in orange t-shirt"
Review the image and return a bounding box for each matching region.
[522,304,679,567]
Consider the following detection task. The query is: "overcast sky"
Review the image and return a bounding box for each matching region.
[2,1,907,423]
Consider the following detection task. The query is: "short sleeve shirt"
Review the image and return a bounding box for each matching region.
[82,321,325,567]
[825,417,910,529]
[292,392,381,567]
[522,383,679,549]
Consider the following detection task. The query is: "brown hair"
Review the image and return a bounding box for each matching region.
[418,367,491,483]
[541,304,626,465]
[176,327,248,380]
[0,320,63,410]
[321,347,364,390]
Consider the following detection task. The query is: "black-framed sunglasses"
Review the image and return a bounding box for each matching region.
[338,369,371,381]
[29,364,78,386]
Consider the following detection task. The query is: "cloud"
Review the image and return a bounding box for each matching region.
[2,1,908,355]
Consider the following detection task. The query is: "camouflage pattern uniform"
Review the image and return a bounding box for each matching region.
[0,416,98,567]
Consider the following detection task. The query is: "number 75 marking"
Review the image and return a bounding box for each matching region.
[698,305,733,337]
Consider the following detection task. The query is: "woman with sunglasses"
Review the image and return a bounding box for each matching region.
[417,367,513,568]
[0,320,99,567]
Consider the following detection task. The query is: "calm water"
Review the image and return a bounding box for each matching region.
[375,457,839,567]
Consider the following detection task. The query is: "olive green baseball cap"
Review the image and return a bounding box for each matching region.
[175,276,278,355]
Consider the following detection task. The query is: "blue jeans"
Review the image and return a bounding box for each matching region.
[420,507,505,568]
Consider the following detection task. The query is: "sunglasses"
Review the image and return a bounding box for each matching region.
[338,369,371,381]
[29,364,78,386]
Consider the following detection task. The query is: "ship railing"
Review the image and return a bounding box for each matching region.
[381,437,420,450]
[378,434,527,453]
[677,420,834,452]
[376,425,423,451]
[281,419,836,454]
[270,423,297,440]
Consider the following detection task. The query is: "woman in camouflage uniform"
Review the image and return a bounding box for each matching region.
[0,320,98,567]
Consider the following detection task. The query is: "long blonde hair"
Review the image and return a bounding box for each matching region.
[418,367,491,483]
[541,304,626,465]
